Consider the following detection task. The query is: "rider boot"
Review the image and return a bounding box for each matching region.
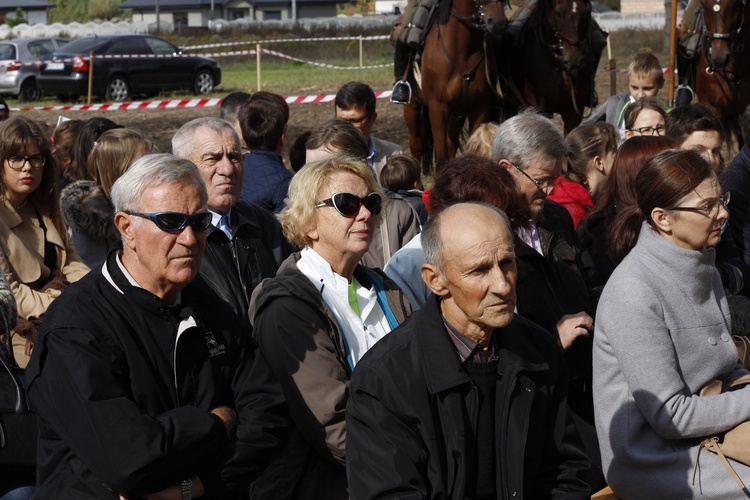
[391,40,412,105]
[675,45,696,107]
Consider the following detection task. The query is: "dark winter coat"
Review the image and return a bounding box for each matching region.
[346,295,591,499]
[26,248,288,499]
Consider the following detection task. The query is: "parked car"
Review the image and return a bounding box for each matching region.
[0,37,70,102]
[37,34,221,102]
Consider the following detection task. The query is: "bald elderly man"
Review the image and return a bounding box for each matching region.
[346,202,590,499]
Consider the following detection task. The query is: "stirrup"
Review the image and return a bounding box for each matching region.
[675,85,695,107]
[390,81,412,105]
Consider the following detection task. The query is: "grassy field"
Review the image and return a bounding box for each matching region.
[3,26,668,105]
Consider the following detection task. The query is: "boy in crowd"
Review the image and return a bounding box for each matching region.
[585,52,664,138]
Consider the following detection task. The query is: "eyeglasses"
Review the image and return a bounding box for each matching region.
[125,211,213,232]
[340,114,370,126]
[512,163,554,190]
[6,154,45,170]
[316,192,382,217]
[630,125,666,136]
[668,192,730,216]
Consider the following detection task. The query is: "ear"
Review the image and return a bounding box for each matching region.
[114,212,137,250]
[650,207,673,234]
[421,263,450,297]
[306,220,319,244]
[371,111,378,124]
[498,158,514,173]
[593,156,606,174]
[624,129,634,140]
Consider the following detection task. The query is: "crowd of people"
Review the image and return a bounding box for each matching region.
[0,51,749,499]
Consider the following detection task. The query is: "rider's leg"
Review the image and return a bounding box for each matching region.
[391,40,412,104]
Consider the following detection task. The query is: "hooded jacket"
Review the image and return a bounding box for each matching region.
[248,253,411,499]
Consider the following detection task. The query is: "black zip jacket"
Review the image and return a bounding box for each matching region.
[25,248,288,499]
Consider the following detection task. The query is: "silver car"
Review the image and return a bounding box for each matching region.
[0,37,69,102]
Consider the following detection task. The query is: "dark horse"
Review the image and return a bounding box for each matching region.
[404,0,506,173]
[501,0,596,134]
[695,0,750,146]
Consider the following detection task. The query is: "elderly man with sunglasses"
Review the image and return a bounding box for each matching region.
[25,154,288,499]
[247,157,412,500]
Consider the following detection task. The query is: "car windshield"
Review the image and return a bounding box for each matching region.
[0,44,16,61]
[54,38,108,54]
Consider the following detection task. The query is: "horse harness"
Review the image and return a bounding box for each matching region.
[702,0,748,78]
[433,0,505,119]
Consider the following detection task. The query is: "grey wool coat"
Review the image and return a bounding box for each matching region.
[593,223,750,499]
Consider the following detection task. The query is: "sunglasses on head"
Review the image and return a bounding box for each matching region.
[316,192,382,217]
[125,211,213,232]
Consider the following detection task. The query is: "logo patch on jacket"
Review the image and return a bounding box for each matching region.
[204,331,226,357]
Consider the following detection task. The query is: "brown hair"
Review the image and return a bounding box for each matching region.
[565,122,618,185]
[380,154,422,192]
[429,154,531,231]
[627,52,664,87]
[624,97,667,132]
[306,119,369,161]
[52,119,83,169]
[0,116,64,234]
[608,149,712,262]
[88,128,154,198]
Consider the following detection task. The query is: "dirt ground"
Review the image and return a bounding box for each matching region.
[16,69,631,161]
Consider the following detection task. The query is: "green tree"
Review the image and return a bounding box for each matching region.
[49,0,90,23]
[89,0,123,20]
[6,8,28,27]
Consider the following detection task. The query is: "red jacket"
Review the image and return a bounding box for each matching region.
[548,177,593,228]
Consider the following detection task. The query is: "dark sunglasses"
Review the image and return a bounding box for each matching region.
[125,211,213,232]
[316,192,382,217]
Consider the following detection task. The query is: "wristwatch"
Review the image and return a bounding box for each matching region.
[180,478,192,500]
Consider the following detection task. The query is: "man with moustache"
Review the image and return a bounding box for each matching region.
[25,154,287,498]
[173,118,292,333]
[346,203,590,499]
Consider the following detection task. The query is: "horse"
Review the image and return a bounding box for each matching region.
[694,0,750,147]
[500,0,597,134]
[403,0,507,173]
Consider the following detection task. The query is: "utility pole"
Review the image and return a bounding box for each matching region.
[155,0,160,34]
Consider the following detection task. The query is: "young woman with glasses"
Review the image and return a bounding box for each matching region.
[0,116,89,367]
[593,149,750,498]
[248,157,412,500]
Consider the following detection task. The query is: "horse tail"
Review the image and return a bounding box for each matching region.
[420,104,434,175]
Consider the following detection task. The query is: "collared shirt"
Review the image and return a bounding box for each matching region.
[110,251,182,307]
[210,209,233,241]
[366,136,376,168]
[443,317,500,364]
[516,223,544,255]
[296,246,390,367]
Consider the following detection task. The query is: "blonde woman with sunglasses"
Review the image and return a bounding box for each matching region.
[248,157,412,500]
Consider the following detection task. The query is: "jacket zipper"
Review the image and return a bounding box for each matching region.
[500,377,517,498]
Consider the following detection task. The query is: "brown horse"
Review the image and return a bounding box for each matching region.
[695,0,750,146]
[500,0,595,134]
[404,0,506,173]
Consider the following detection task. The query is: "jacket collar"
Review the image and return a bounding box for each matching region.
[415,295,550,395]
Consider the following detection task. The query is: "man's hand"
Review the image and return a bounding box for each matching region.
[211,405,238,440]
[556,312,593,351]
[120,476,206,500]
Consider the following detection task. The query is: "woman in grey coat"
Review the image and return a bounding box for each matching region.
[593,149,750,499]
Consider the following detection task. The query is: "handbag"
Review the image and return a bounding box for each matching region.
[0,306,37,471]
[692,372,750,490]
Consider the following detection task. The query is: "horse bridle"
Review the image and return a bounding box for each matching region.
[703,0,747,73]
[543,0,589,64]
[449,0,506,32]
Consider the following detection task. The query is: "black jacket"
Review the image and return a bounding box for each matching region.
[346,296,591,499]
[25,248,288,499]
[200,199,292,333]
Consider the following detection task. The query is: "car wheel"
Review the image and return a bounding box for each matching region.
[105,76,129,102]
[18,80,41,102]
[193,70,215,95]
